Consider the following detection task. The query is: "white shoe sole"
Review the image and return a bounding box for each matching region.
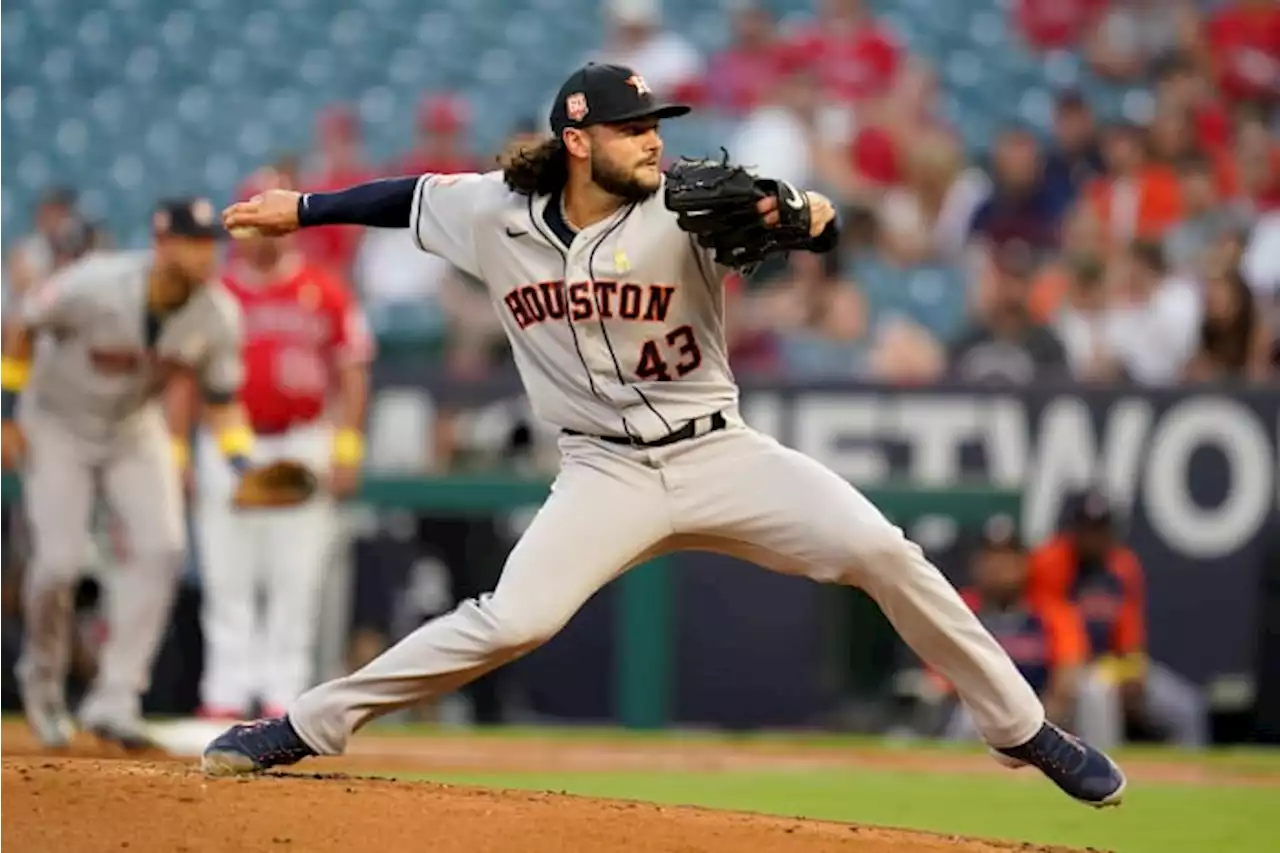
[1092,775,1126,809]
[202,749,261,777]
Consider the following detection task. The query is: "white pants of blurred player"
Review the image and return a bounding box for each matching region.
[194,421,333,716]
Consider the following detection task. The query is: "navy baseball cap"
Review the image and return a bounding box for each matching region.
[153,197,223,239]
[549,63,691,136]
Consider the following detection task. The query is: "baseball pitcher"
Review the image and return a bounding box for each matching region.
[0,199,248,749]
[190,169,373,720]
[203,64,1125,807]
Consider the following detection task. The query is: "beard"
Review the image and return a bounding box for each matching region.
[590,149,659,203]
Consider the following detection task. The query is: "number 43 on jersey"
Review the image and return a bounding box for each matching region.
[635,325,701,381]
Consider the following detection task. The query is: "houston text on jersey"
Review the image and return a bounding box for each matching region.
[503,281,676,330]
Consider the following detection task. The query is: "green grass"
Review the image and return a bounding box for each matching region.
[399,766,1272,853]
[365,720,1280,773]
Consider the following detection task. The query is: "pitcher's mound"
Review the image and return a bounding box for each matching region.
[2,757,1078,853]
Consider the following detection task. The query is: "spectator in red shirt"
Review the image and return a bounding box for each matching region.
[700,2,786,116]
[1014,0,1107,51]
[300,105,376,279]
[395,94,478,177]
[1203,0,1280,106]
[196,169,374,720]
[784,0,902,103]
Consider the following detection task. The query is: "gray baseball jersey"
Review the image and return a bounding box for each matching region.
[408,171,737,441]
[21,249,243,441]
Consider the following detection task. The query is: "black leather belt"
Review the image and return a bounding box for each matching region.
[564,411,727,448]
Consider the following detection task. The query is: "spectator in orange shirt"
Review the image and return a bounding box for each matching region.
[1029,491,1208,746]
[1088,123,1184,245]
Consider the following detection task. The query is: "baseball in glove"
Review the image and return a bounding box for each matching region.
[232,459,319,509]
[663,149,812,270]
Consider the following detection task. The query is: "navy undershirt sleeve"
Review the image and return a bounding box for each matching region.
[296,176,420,229]
[806,217,840,255]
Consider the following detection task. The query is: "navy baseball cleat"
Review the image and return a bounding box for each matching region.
[202,716,316,777]
[995,722,1126,807]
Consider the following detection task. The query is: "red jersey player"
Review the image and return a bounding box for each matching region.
[192,170,373,719]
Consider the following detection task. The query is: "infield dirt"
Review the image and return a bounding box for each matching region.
[1,719,1179,853]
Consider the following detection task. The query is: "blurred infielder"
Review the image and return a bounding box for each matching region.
[204,64,1125,806]
[189,169,373,719]
[0,199,249,749]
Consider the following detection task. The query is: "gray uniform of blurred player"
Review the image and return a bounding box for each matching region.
[10,201,241,747]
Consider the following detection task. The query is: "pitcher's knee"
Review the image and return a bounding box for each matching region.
[851,525,925,582]
[483,600,562,653]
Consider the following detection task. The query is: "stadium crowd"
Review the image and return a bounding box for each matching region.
[5,0,1279,387]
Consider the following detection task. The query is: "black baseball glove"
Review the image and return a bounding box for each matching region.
[663,149,812,270]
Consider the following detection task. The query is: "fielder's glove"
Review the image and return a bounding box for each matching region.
[663,149,812,270]
[232,459,319,509]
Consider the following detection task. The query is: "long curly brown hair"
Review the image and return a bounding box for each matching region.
[498,136,568,196]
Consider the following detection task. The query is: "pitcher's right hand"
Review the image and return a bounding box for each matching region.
[222,189,303,239]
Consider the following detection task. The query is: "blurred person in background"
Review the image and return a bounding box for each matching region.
[1164,154,1253,277]
[1151,53,1231,156]
[729,69,824,194]
[784,0,902,104]
[1029,492,1209,748]
[300,106,375,279]
[1026,203,1107,325]
[1184,267,1273,383]
[968,128,1067,257]
[1200,0,1280,108]
[843,62,948,196]
[698,1,785,117]
[1242,205,1280,279]
[759,253,870,379]
[1052,257,1125,384]
[189,169,374,720]
[1224,111,1280,213]
[1103,240,1201,386]
[1088,123,1183,246]
[1042,93,1105,215]
[878,130,988,267]
[1146,104,1200,168]
[940,516,1103,744]
[587,0,703,97]
[1012,0,1106,52]
[950,246,1069,384]
[1086,0,1199,83]
[394,94,478,177]
[4,187,81,300]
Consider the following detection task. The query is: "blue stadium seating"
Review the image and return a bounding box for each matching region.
[3,0,1142,247]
